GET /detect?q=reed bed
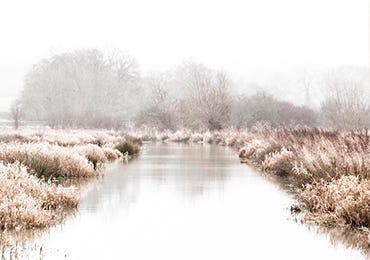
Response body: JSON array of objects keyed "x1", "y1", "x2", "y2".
[
  {"x1": 0, "y1": 143, "x2": 96, "y2": 179},
  {"x1": 132, "y1": 127, "x2": 370, "y2": 248},
  {"x1": 0, "y1": 162, "x2": 78, "y2": 230},
  {"x1": 298, "y1": 176, "x2": 370, "y2": 227},
  {"x1": 0, "y1": 128, "x2": 141, "y2": 231},
  {"x1": 0, "y1": 129, "x2": 144, "y2": 179},
  {"x1": 2, "y1": 126, "x2": 368, "y2": 249},
  {"x1": 0, "y1": 128, "x2": 121, "y2": 146}
]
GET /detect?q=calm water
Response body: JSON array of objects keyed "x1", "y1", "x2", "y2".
[{"x1": 1, "y1": 143, "x2": 366, "y2": 259}]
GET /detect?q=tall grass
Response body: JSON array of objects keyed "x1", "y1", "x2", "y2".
[
  {"x1": 237, "y1": 128, "x2": 370, "y2": 247},
  {"x1": 0, "y1": 128, "x2": 141, "y2": 231},
  {"x1": 114, "y1": 140, "x2": 141, "y2": 156},
  {"x1": 0, "y1": 162, "x2": 78, "y2": 230},
  {"x1": 0, "y1": 130, "x2": 142, "y2": 179},
  {"x1": 0, "y1": 143, "x2": 96, "y2": 179},
  {"x1": 132, "y1": 126, "x2": 370, "y2": 247},
  {"x1": 297, "y1": 175, "x2": 370, "y2": 227},
  {"x1": 2, "y1": 126, "x2": 368, "y2": 249}
]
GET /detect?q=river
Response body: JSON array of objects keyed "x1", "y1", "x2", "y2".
[{"x1": 1, "y1": 143, "x2": 366, "y2": 259}]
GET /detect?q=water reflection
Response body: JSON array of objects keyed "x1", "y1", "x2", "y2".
[
  {"x1": 1, "y1": 229, "x2": 45, "y2": 260},
  {"x1": 82, "y1": 144, "x2": 232, "y2": 213},
  {"x1": 0, "y1": 177, "x2": 97, "y2": 259},
  {"x1": 0, "y1": 143, "x2": 367, "y2": 259},
  {"x1": 310, "y1": 224, "x2": 370, "y2": 257}
]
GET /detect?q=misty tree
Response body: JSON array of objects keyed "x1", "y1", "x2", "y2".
[
  {"x1": 301, "y1": 70, "x2": 313, "y2": 106},
  {"x1": 233, "y1": 92, "x2": 317, "y2": 128},
  {"x1": 321, "y1": 68, "x2": 370, "y2": 129},
  {"x1": 136, "y1": 72, "x2": 177, "y2": 130},
  {"x1": 175, "y1": 62, "x2": 232, "y2": 130},
  {"x1": 21, "y1": 49, "x2": 140, "y2": 128},
  {"x1": 10, "y1": 99, "x2": 22, "y2": 129}
]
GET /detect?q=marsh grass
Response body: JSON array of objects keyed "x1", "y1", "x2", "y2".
[
  {"x1": 297, "y1": 176, "x2": 370, "y2": 227},
  {"x1": 0, "y1": 143, "x2": 95, "y2": 179},
  {"x1": 72, "y1": 144, "x2": 107, "y2": 170},
  {"x1": 237, "y1": 128, "x2": 370, "y2": 249},
  {"x1": 132, "y1": 127, "x2": 370, "y2": 247},
  {"x1": 262, "y1": 148, "x2": 295, "y2": 177},
  {"x1": 26, "y1": 156, "x2": 62, "y2": 179},
  {"x1": 0, "y1": 128, "x2": 139, "y2": 231},
  {"x1": 2, "y1": 126, "x2": 368, "y2": 249},
  {"x1": 115, "y1": 141, "x2": 139, "y2": 156},
  {"x1": 0, "y1": 162, "x2": 78, "y2": 230},
  {"x1": 102, "y1": 147, "x2": 123, "y2": 161},
  {"x1": 114, "y1": 138, "x2": 141, "y2": 156}
]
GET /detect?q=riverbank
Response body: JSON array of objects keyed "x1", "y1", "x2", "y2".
[
  {"x1": 3, "y1": 143, "x2": 364, "y2": 260},
  {"x1": 0, "y1": 129, "x2": 142, "y2": 230},
  {"x1": 236, "y1": 128, "x2": 370, "y2": 251},
  {"x1": 1, "y1": 127, "x2": 369, "y2": 252},
  {"x1": 129, "y1": 127, "x2": 370, "y2": 251}
]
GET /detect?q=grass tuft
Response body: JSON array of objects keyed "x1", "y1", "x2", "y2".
[{"x1": 0, "y1": 162, "x2": 79, "y2": 230}]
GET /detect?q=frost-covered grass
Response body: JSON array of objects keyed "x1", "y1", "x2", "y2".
[
  {"x1": 132, "y1": 127, "x2": 370, "y2": 249},
  {"x1": 114, "y1": 139, "x2": 142, "y2": 156},
  {"x1": 0, "y1": 128, "x2": 122, "y2": 146},
  {"x1": 297, "y1": 176, "x2": 370, "y2": 227},
  {"x1": 0, "y1": 128, "x2": 141, "y2": 230},
  {"x1": 2, "y1": 126, "x2": 369, "y2": 250},
  {"x1": 0, "y1": 129, "x2": 144, "y2": 179},
  {"x1": 0, "y1": 162, "x2": 78, "y2": 230},
  {"x1": 0, "y1": 143, "x2": 96, "y2": 179}
]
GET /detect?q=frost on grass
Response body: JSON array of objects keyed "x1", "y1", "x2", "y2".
[
  {"x1": 297, "y1": 176, "x2": 370, "y2": 228},
  {"x1": 0, "y1": 143, "x2": 96, "y2": 179},
  {"x1": 0, "y1": 162, "x2": 79, "y2": 230},
  {"x1": 0, "y1": 128, "x2": 139, "y2": 231},
  {"x1": 134, "y1": 127, "x2": 370, "y2": 241}
]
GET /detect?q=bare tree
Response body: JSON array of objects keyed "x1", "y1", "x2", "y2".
[
  {"x1": 301, "y1": 70, "x2": 313, "y2": 106},
  {"x1": 233, "y1": 92, "x2": 317, "y2": 128},
  {"x1": 10, "y1": 99, "x2": 22, "y2": 129},
  {"x1": 21, "y1": 49, "x2": 139, "y2": 128},
  {"x1": 321, "y1": 68, "x2": 370, "y2": 129},
  {"x1": 176, "y1": 62, "x2": 232, "y2": 130},
  {"x1": 136, "y1": 72, "x2": 177, "y2": 130}
]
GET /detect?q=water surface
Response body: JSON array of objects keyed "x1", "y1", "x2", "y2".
[{"x1": 1, "y1": 143, "x2": 366, "y2": 259}]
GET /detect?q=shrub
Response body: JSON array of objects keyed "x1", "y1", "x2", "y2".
[
  {"x1": 238, "y1": 139, "x2": 281, "y2": 164},
  {"x1": 262, "y1": 148, "x2": 296, "y2": 177},
  {"x1": 233, "y1": 92, "x2": 318, "y2": 128},
  {"x1": 25, "y1": 156, "x2": 63, "y2": 180},
  {"x1": 114, "y1": 141, "x2": 140, "y2": 156},
  {"x1": 102, "y1": 147, "x2": 123, "y2": 161},
  {"x1": 72, "y1": 144, "x2": 107, "y2": 170}
]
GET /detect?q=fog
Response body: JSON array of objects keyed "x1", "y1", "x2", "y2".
[
  {"x1": 0, "y1": 0, "x2": 369, "y2": 129},
  {"x1": 1, "y1": 2, "x2": 370, "y2": 257}
]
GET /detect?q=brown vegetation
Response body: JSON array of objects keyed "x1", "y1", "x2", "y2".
[
  {"x1": 131, "y1": 127, "x2": 370, "y2": 250},
  {"x1": 0, "y1": 162, "x2": 78, "y2": 230},
  {"x1": 2, "y1": 126, "x2": 368, "y2": 250},
  {"x1": 298, "y1": 176, "x2": 370, "y2": 228},
  {"x1": 0, "y1": 129, "x2": 141, "y2": 231}
]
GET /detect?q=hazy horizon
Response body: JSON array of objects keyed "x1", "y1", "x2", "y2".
[{"x1": 0, "y1": 0, "x2": 369, "y2": 112}]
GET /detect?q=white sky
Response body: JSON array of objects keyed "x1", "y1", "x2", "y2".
[{"x1": 0, "y1": 0, "x2": 368, "y2": 111}]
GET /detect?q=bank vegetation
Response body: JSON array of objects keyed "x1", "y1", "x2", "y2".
[{"x1": 0, "y1": 129, "x2": 141, "y2": 230}]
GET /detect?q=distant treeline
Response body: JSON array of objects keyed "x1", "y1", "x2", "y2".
[{"x1": 14, "y1": 49, "x2": 370, "y2": 130}]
